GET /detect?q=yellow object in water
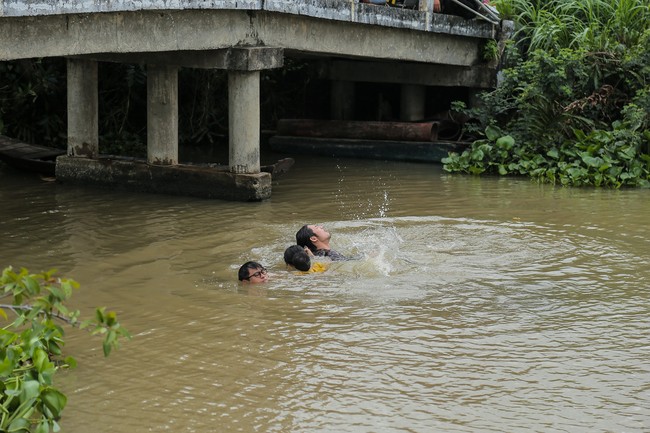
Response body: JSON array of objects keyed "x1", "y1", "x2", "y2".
[{"x1": 295, "y1": 262, "x2": 329, "y2": 274}]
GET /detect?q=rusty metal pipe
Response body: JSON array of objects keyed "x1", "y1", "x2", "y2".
[{"x1": 276, "y1": 119, "x2": 449, "y2": 142}]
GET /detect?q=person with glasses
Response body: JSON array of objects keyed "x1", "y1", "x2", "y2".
[
  {"x1": 238, "y1": 261, "x2": 269, "y2": 283},
  {"x1": 296, "y1": 224, "x2": 348, "y2": 261}
]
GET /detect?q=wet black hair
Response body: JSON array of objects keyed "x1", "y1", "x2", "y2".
[
  {"x1": 283, "y1": 245, "x2": 311, "y2": 272},
  {"x1": 295, "y1": 225, "x2": 316, "y2": 252},
  {"x1": 238, "y1": 261, "x2": 264, "y2": 281}
]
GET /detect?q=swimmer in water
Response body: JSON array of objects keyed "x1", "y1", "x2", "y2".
[
  {"x1": 295, "y1": 224, "x2": 348, "y2": 261},
  {"x1": 238, "y1": 261, "x2": 269, "y2": 283},
  {"x1": 284, "y1": 245, "x2": 328, "y2": 274}
]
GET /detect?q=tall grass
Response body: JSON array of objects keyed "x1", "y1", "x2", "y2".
[
  {"x1": 443, "y1": 0, "x2": 650, "y2": 187},
  {"x1": 495, "y1": 0, "x2": 650, "y2": 52}
]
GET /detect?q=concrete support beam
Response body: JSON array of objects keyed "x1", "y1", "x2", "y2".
[
  {"x1": 400, "y1": 84, "x2": 426, "y2": 121},
  {"x1": 330, "y1": 80, "x2": 355, "y2": 120},
  {"x1": 225, "y1": 47, "x2": 284, "y2": 71},
  {"x1": 75, "y1": 47, "x2": 284, "y2": 70},
  {"x1": 67, "y1": 58, "x2": 98, "y2": 157},
  {"x1": 147, "y1": 64, "x2": 178, "y2": 165},
  {"x1": 55, "y1": 156, "x2": 272, "y2": 201},
  {"x1": 229, "y1": 70, "x2": 261, "y2": 174},
  {"x1": 320, "y1": 60, "x2": 497, "y2": 89}
]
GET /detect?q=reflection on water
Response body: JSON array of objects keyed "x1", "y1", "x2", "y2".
[{"x1": 1, "y1": 154, "x2": 649, "y2": 433}]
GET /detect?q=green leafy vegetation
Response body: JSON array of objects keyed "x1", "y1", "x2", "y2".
[
  {"x1": 481, "y1": 39, "x2": 500, "y2": 62},
  {"x1": 0, "y1": 266, "x2": 130, "y2": 433},
  {"x1": 443, "y1": 0, "x2": 650, "y2": 187},
  {"x1": 0, "y1": 59, "x2": 66, "y2": 148}
]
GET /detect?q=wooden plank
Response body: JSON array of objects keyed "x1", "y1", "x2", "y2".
[
  {"x1": 0, "y1": 135, "x2": 65, "y2": 176},
  {"x1": 0, "y1": 135, "x2": 65, "y2": 160}
]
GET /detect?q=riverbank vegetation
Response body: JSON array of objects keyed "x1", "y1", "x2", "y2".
[
  {"x1": 0, "y1": 267, "x2": 129, "y2": 433},
  {"x1": 443, "y1": 0, "x2": 650, "y2": 187}
]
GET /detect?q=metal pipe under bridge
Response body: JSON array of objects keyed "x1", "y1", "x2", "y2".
[{"x1": 0, "y1": 0, "x2": 513, "y2": 201}]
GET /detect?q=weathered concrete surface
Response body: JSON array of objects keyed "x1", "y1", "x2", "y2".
[
  {"x1": 229, "y1": 70, "x2": 261, "y2": 174},
  {"x1": 1, "y1": 0, "x2": 496, "y2": 37},
  {"x1": 319, "y1": 59, "x2": 497, "y2": 88},
  {"x1": 1, "y1": 7, "x2": 501, "y2": 65},
  {"x1": 400, "y1": 84, "x2": 426, "y2": 121},
  {"x1": 74, "y1": 47, "x2": 285, "y2": 71},
  {"x1": 55, "y1": 156, "x2": 272, "y2": 201},
  {"x1": 67, "y1": 57, "x2": 98, "y2": 157},
  {"x1": 147, "y1": 64, "x2": 178, "y2": 165}
]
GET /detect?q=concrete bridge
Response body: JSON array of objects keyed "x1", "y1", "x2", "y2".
[{"x1": 1, "y1": 0, "x2": 512, "y2": 200}]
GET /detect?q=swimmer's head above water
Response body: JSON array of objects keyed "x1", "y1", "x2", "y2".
[
  {"x1": 238, "y1": 261, "x2": 269, "y2": 283},
  {"x1": 284, "y1": 245, "x2": 311, "y2": 271}
]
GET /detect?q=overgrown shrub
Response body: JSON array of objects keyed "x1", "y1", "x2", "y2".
[
  {"x1": 0, "y1": 267, "x2": 129, "y2": 433},
  {"x1": 443, "y1": 0, "x2": 650, "y2": 187}
]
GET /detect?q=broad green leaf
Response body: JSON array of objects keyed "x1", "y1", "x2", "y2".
[
  {"x1": 33, "y1": 348, "x2": 48, "y2": 372},
  {"x1": 34, "y1": 419, "x2": 49, "y2": 433},
  {"x1": 495, "y1": 135, "x2": 515, "y2": 150},
  {"x1": 23, "y1": 277, "x2": 41, "y2": 295},
  {"x1": 470, "y1": 149, "x2": 485, "y2": 161},
  {"x1": 20, "y1": 380, "x2": 40, "y2": 402},
  {"x1": 0, "y1": 357, "x2": 15, "y2": 377},
  {"x1": 485, "y1": 125, "x2": 503, "y2": 141},
  {"x1": 581, "y1": 155, "x2": 603, "y2": 168},
  {"x1": 47, "y1": 341, "x2": 62, "y2": 357},
  {"x1": 60, "y1": 280, "x2": 74, "y2": 298},
  {"x1": 63, "y1": 356, "x2": 77, "y2": 369},
  {"x1": 7, "y1": 417, "x2": 29, "y2": 432},
  {"x1": 41, "y1": 389, "x2": 67, "y2": 419},
  {"x1": 46, "y1": 285, "x2": 66, "y2": 301}
]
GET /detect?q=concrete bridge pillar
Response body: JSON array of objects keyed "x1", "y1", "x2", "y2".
[
  {"x1": 226, "y1": 47, "x2": 284, "y2": 174},
  {"x1": 229, "y1": 70, "x2": 260, "y2": 173},
  {"x1": 67, "y1": 58, "x2": 98, "y2": 157},
  {"x1": 147, "y1": 64, "x2": 178, "y2": 165},
  {"x1": 400, "y1": 83, "x2": 426, "y2": 121},
  {"x1": 331, "y1": 80, "x2": 355, "y2": 120}
]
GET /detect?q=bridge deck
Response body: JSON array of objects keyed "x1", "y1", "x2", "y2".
[
  {"x1": 1, "y1": 0, "x2": 508, "y2": 65},
  {"x1": 1, "y1": 0, "x2": 495, "y2": 35}
]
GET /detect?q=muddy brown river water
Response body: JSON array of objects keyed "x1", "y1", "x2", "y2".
[{"x1": 1, "y1": 152, "x2": 649, "y2": 432}]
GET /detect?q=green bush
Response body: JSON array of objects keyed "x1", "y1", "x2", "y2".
[
  {"x1": 444, "y1": 0, "x2": 650, "y2": 187},
  {"x1": 0, "y1": 267, "x2": 130, "y2": 433}
]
